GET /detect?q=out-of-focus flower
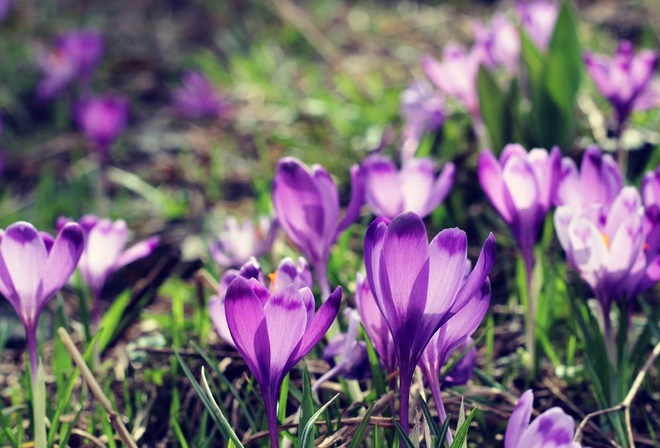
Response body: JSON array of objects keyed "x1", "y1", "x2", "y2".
[
  {"x1": 172, "y1": 71, "x2": 231, "y2": 120},
  {"x1": 442, "y1": 341, "x2": 477, "y2": 388},
  {"x1": 478, "y1": 144, "x2": 560, "y2": 280},
  {"x1": 225, "y1": 271, "x2": 341, "y2": 448},
  {"x1": 584, "y1": 41, "x2": 660, "y2": 130},
  {"x1": 516, "y1": 1, "x2": 559, "y2": 51},
  {"x1": 362, "y1": 154, "x2": 455, "y2": 220},
  {"x1": 0, "y1": 0, "x2": 13, "y2": 23},
  {"x1": 422, "y1": 43, "x2": 485, "y2": 118},
  {"x1": 400, "y1": 80, "x2": 444, "y2": 160},
  {"x1": 315, "y1": 308, "x2": 370, "y2": 391},
  {"x1": 36, "y1": 30, "x2": 103, "y2": 100},
  {"x1": 554, "y1": 146, "x2": 623, "y2": 212},
  {"x1": 0, "y1": 221, "x2": 84, "y2": 379},
  {"x1": 58, "y1": 215, "x2": 160, "y2": 324},
  {"x1": 209, "y1": 257, "x2": 311, "y2": 348},
  {"x1": 472, "y1": 14, "x2": 520, "y2": 74},
  {"x1": 364, "y1": 212, "x2": 495, "y2": 433},
  {"x1": 209, "y1": 215, "x2": 278, "y2": 268},
  {"x1": 75, "y1": 95, "x2": 130, "y2": 159},
  {"x1": 505, "y1": 390, "x2": 583, "y2": 448},
  {"x1": 354, "y1": 272, "x2": 396, "y2": 374},
  {"x1": 272, "y1": 157, "x2": 364, "y2": 297}
]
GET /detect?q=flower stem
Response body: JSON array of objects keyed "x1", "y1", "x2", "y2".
[
  {"x1": 26, "y1": 326, "x2": 38, "y2": 384},
  {"x1": 263, "y1": 388, "x2": 281, "y2": 448},
  {"x1": 429, "y1": 376, "x2": 453, "y2": 445},
  {"x1": 398, "y1": 365, "x2": 412, "y2": 436}
]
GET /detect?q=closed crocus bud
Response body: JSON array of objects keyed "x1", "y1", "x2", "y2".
[
  {"x1": 75, "y1": 94, "x2": 130, "y2": 159},
  {"x1": 364, "y1": 212, "x2": 495, "y2": 433},
  {"x1": 472, "y1": 14, "x2": 520, "y2": 74},
  {"x1": 505, "y1": 390, "x2": 583, "y2": 448},
  {"x1": 209, "y1": 215, "x2": 278, "y2": 268},
  {"x1": 478, "y1": 144, "x2": 561, "y2": 281},
  {"x1": 363, "y1": 154, "x2": 455, "y2": 220},
  {"x1": 225, "y1": 272, "x2": 341, "y2": 448},
  {"x1": 172, "y1": 71, "x2": 231, "y2": 119},
  {"x1": 36, "y1": 30, "x2": 104, "y2": 100},
  {"x1": 400, "y1": 80, "x2": 445, "y2": 160},
  {"x1": 0, "y1": 221, "x2": 84, "y2": 380},
  {"x1": 272, "y1": 157, "x2": 364, "y2": 297},
  {"x1": 584, "y1": 41, "x2": 659, "y2": 130},
  {"x1": 422, "y1": 43, "x2": 485, "y2": 118},
  {"x1": 554, "y1": 146, "x2": 623, "y2": 211},
  {"x1": 516, "y1": 1, "x2": 559, "y2": 52}
]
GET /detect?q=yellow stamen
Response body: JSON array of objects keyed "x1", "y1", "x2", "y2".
[
  {"x1": 600, "y1": 232, "x2": 610, "y2": 249},
  {"x1": 268, "y1": 271, "x2": 278, "y2": 293}
]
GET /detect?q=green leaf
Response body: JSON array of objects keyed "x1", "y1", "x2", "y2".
[
  {"x1": 348, "y1": 403, "x2": 376, "y2": 448},
  {"x1": 419, "y1": 396, "x2": 440, "y2": 439},
  {"x1": 363, "y1": 327, "x2": 387, "y2": 398},
  {"x1": 477, "y1": 65, "x2": 508, "y2": 152},
  {"x1": 32, "y1": 359, "x2": 47, "y2": 448},
  {"x1": 450, "y1": 405, "x2": 477, "y2": 448},
  {"x1": 391, "y1": 418, "x2": 417, "y2": 448},
  {"x1": 278, "y1": 373, "x2": 290, "y2": 424},
  {"x1": 299, "y1": 363, "x2": 316, "y2": 448},
  {"x1": 299, "y1": 394, "x2": 340, "y2": 448},
  {"x1": 98, "y1": 289, "x2": 132, "y2": 352}
]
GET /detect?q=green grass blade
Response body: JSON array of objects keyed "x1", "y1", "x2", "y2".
[
  {"x1": 348, "y1": 403, "x2": 375, "y2": 448},
  {"x1": 200, "y1": 366, "x2": 245, "y2": 448},
  {"x1": 391, "y1": 418, "x2": 416, "y2": 448},
  {"x1": 299, "y1": 362, "x2": 315, "y2": 448},
  {"x1": 299, "y1": 394, "x2": 340, "y2": 448},
  {"x1": 450, "y1": 406, "x2": 477, "y2": 448}
]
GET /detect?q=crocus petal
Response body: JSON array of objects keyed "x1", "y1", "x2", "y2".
[
  {"x1": 209, "y1": 295, "x2": 235, "y2": 347},
  {"x1": 83, "y1": 219, "x2": 128, "y2": 291},
  {"x1": 400, "y1": 159, "x2": 437, "y2": 216},
  {"x1": 603, "y1": 187, "x2": 641, "y2": 238},
  {"x1": 424, "y1": 162, "x2": 455, "y2": 217},
  {"x1": 363, "y1": 216, "x2": 390, "y2": 313},
  {"x1": 292, "y1": 286, "x2": 342, "y2": 364},
  {"x1": 478, "y1": 150, "x2": 513, "y2": 223},
  {"x1": 312, "y1": 165, "x2": 340, "y2": 241},
  {"x1": 555, "y1": 157, "x2": 580, "y2": 208},
  {"x1": 113, "y1": 236, "x2": 160, "y2": 270},
  {"x1": 441, "y1": 279, "x2": 491, "y2": 358},
  {"x1": 608, "y1": 213, "x2": 644, "y2": 281},
  {"x1": 41, "y1": 223, "x2": 85, "y2": 301},
  {"x1": 425, "y1": 228, "x2": 467, "y2": 320},
  {"x1": 516, "y1": 408, "x2": 576, "y2": 447},
  {"x1": 567, "y1": 218, "x2": 609, "y2": 290},
  {"x1": 336, "y1": 164, "x2": 365, "y2": 235},
  {"x1": 363, "y1": 155, "x2": 403, "y2": 218},
  {"x1": 449, "y1": 233, "x2": 496, "y2": 315},
  {"x1": 504, "y1": 389, "x2": 534, "y2": 448}
]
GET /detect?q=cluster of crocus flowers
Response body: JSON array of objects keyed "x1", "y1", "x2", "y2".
[
  {"x1": 58, "y1": 215, "x2": 160, "y2": 325},
  {"x1": 516, "y1": 0, "x2": 559, "y2": 51},
  {"x1": 362, "y1": 154, "x2": 455, "y2": 220},
  {"x1": 172, "y1": 71, "x2": 231, "y2": 120},
  {"x1": 0, "y1": 221, "x2": 84, "y2": 380},
  {"x1": 472, "y1": 13, "x2": 520, "y2": 74},
  {"x1": 223, "y1": 260, "x2": 341, "y2": 448},
  {"x1": 399, "y1": 80, "x2": 444, "y2": 160},
  {"x1": 75, "y1": 94, "x2": 130, "y2": 162},
  {"x1": 364, "y1": 211, "x2": 495, "y2": 433},
  {"x1": 209, "y1": 215, "x2": 278, "y2": 268},
  {"x1": 36, "y1": 30, "x2": 104, "y2": 100},
  {"x1": 505, "y1": 390, "x2": 583, "y2": 448},
  {"x1": 272, "y1": 157, "x2": 364, "y2": 297},
  {"x1": 584, "y1": 41, "x2": 660, "y2": 132}
]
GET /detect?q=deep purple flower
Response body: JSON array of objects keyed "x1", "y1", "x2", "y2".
[
  {"x1": 516, "y1": 1, "x2": 559, "y2": 52},
  {"x1": 400, "y1": 80, "x2": 445, "y2": 160},
  {"x1": 422, "y1": 43, "x2": 486, "y2": 118},
  {"x1": 362, "y1": 154, "x2": 455, "y2": 220},
  {"x1": 209, "y1": 257, "x2": 311, "y2": 348},
  {"x1": 172, "y1": 71, "x2": 231, "y2": 120},
  {"x1": 585, "y1": 41, "x2": 659, "y2": 130},
  {"x1": 0, "y1": 222, "x2": 84, "y2": 379},
  {"x1": 36, "y1": 30, "x2": 103, "y2": 100},
  {"x1": 272, "y1": 157, "x2": 364, "y2": 297},
  {"x1": 478, "y1": 144, "x2": 561, "y2": 280},
  {"x1": 209, "y1": 215, "x2": 278, "y2": 268},
  {"x1": 225, "y1": 273, "x2": 341, "y2": 447},
  {"x1": 505, "y1": 390, "x2": 583, "y2": 448},
  {"x1": 418, "y1": 277, "x2": 490, "y2": 443},
  {"x1": 75, "y1": 94, "x2": 130, "y2": 159},
  {"x1": 472, "y1": 14, "x2": 520, "y2": 74},
  {"x1": 364, "y1": 212, "x2": 495, "y2": 433},
  {"x1": 354, "y1": 272, "x2": 396, "y2": 375},
  {"x1": 554, "y1": 146, "x2": 623, "y2": 212}
]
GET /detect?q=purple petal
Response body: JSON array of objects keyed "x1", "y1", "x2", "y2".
[
  {"x1": 113, "y1": 236, "x2": 160, "y2": 270},
  {"x1": 441, "y1": 279, "x2": 491, "y2": 357},
  {"x1": 555, "y1": 157, "x2": 580, "y2": 208},
  {"x1": 424, "y1": 161, "x2": 455, "y2": 217},
  {"x1": 478, "y1": 150, "x2": 513, "y2": 223},
  {"x1": 363, "y1": 216, "x2": 390, "y2": 314},
  {"x1": 81, "y1": 219, "x2": 127, "y2": 293},
  {"x1": 291, "y1": 286, "x2": 341, "y2": 364},
  {"x1": 336, "y1": 163, "x2": 365, "y2": 235},
  {"x1": 516, "y1": 408, "x2": 576, "y2": 447},
  {"x1": 209, "y1": 295, "x2": 235, "y2": 347},
  {"x1": 41, "y1": 223, "x2": 84, "y2": 301},
  {"x1": 504, "y1": 389, "x2": 533, "y2": 448},
  {"x1": 425, "y1": 228, "x2": 468, "y2": 320},
  {"x1": 363, "y1": 155, "x2": 403, "y2": 219},
  {"x1": 449, "y1": 233, "x2": 496, "y2": 316}
]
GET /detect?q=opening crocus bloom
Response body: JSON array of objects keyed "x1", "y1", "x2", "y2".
[
  {"x1": 516, "y1": 0, "x2": 559, "y2": 52},
  {"x1": 272, "y1": 156, "x2": 364, "y2": 297},
  {"x1": 209, "y1": 215, "x2": 278, "y2": 268},
  {"x1": 478, "y1": 144, "x2": 560, "y2": 279},
  {"x1": 172, "y1": 71, "x2": 231, "y2": 119},
  {"x1": 400, "y1": 80, "x2": 445, "y2": 160},
  {"x1": 225, "y1": 273, "x2": 341, "y2": 448},
  {"x1": 363, "y1": 154, "x2": 455, "y2": 220},
  {"x1": 421, "y1": 42, "x2": 485, "y2": 118},
  {"x1": 472, "y1": 14, "x2": 520, "y2": 74},
  {"x1": 584, "y1": 41, "x2": 659, "y2": 129},
  {"x1": 0, "y1": 221, "x2": 84, "y2": 380},
  {"x1": 505, "y1": 390, "x2": 583, "y2": 448},
  {"x1": 75, "y1": 94, "x2": 130, "y2": 157},
  {"x1": 364, "y1": 211, "x2": 495, "y2": 433}
]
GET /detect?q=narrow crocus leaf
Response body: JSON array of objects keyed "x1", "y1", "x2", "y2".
[
  {"x1": 477, "y1": 65, "x2": 507, "y2": 151},
  {"x1": 450, "y1": 405, "x2": 477, "y2": 448},
  {"x1": 299, "y1": 394, "x2": 340, "y2": 448},
  {"x1": 299, "y1": 363, "x2": 315, "y2": 448}
]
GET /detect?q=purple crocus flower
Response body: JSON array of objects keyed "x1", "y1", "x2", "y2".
[
  {"x1": 172, "y1": 71, "x2": 231, "y2": 120},
  {"x1": 516, "y1": 1, "x2": 559, "y2": 52},
  {"x1": 0, "y1": 222, "x2": 84, "y2": 380},
  {"x1": 418, "y1": 277, "x2": 490, "y2": 444},
  {"x1": 59, "y1": 215, "x2": 160, "y2": 324},
  {"x1": 272, "y1": 157, "x2": 364, "y2": 297},
  {"x1": 362, "y1": 154, "x2": 455, "y2": 220},
  {"x1": 0, "y1": 0, "x2": 13, "y2": 23},
  {"x1": 209, "y1": 215, "x2": 278, "y2": 268},
  {"x1": 505, "y1": 390, "x2": 583, "y2": 448},
  {"x1": 400, "y1": 80, "x2": 445, "y2": 160},
  {"x1": 225, "y1": 271, "x2": 341, "y2": 447},
  {"x1": 75, "y1": 94, "x2": 130, "y2": 160},
  {"x1": 364, "y1": 212, "x2": 495, "y2": 433},
  {"x1": 472, "y1": 14, "x2": 520, "y2": 74},
  {"x1": 354, "y1": 272, "x2": 397, "y2": 375},
  {"x1": 209, "y1": 257, "x2": 311, "y2": 348},
  {"x1": 554, "y1": 146, "x2": 623, "y2": 212},
  {"x1": 36, "y1": 30, "x2": 104, "y2": 100},
  {"x1": 584, "y1": 41, "x2": 659, "y2": 131},
  {"x1": 422, "y1": 43, "x2": 485, "y2": 118},
  {"x1": 478, "y1": 144, "x2": 561, "y2": 281}
]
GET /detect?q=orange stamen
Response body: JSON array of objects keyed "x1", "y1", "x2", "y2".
[{"x1": 600, "y1": 232, "x2": 610, "y2": 249}]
